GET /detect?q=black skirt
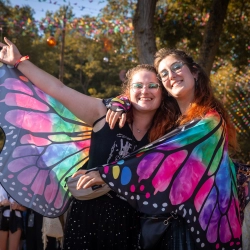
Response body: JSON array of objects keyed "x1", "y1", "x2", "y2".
[
  {"x1": 158, "y1": 216, "x2": 198, "y2": 250},
  {"x1": 63, "y1": 192, "x2": 141, "y2": 250}
]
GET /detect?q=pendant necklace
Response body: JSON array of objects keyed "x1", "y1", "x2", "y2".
[{"x1": 132, "y1": 122, "x2": 146, "y2": 133}]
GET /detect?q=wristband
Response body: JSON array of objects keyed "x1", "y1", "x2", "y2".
[
  {"x1": 14, "y1": 55, "x2": 29, "y2": 68},
  {"x1": 103, "y1": 95, "x2": 131, "y2": 113}
]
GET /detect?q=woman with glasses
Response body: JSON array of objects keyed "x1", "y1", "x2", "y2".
[
  {"x1": 0, "y1": 37, "x2": 179, "y2": 250},
  {"x1": 80, "y1": 48, "x2": 241, "y2": 250}
]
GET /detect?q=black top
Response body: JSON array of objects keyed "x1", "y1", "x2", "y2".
[{"x1": 86, "y1": 119, "x2": 149, "y2": 170}]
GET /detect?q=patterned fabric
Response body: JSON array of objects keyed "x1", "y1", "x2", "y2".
[
  {"x1": 103, "y1": 96, "x2": 131, "y2": 113},
  {"x1": 99, "y1": 111, "x2": 242, "y2": 250},
  {"x1": 0, "y1": 63, "x2": 91, "y2": 217}
]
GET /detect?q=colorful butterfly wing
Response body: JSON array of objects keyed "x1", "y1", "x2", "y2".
[
  {"x1": 100, "y1": 111, "x2": 241, "y2": 249},
  {"x1": 0, "y1": 63, "x2": 92, "y2": 217}
]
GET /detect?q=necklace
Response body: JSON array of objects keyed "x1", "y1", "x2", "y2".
[{"x1": 132, "y1": 123, "x2": 147, "y2": 133}]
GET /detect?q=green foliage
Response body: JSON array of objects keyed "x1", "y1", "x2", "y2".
[
  {"x1": 154, "y1": 0, "x2": 250, "y2": 69},
  {"x1": 211, "y1": 64, "x2": 250, "y2": 162}
]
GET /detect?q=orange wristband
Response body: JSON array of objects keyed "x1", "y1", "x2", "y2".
[{"x1": 14, "y1": 55, "x2": 29, "y2": 68}]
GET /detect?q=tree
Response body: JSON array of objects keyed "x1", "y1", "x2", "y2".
[
  {"x1": 133, "y1": 0, "x2": 158, "y2": 64},
  {"x1": 198, "y1": 0, "x2": 230, "y2": 74}
]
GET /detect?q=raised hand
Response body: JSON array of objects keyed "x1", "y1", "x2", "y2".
[{"x1": 0, "y1": 37, "x2": 22, "y2": 65}]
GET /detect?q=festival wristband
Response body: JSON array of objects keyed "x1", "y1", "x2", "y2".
[
  {"x1": 14, "y1": 55, "x2": 29, "y2": 69},
  {"x1": 103, "y1": 95, "x2": 131, "y2": 113}
]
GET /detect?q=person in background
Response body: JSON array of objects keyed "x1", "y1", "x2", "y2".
[{"x1": 0, "y1": 184, "x2": 26, "y2": 250}]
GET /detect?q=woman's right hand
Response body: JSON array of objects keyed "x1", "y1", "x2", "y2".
[
  {"x1": 106, "y1": 109, "x2": 127, "y2": 129},
  {"x1": 0, "y1": 37, "x2": 22, "y2": 66}
]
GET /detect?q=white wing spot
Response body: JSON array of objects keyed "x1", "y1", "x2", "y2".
[
  {"x1": 183, "y1": 208, "x2": 187, "y2": 217},
  {"x1": 179, "y1": 204, "x2": 184, "y2": 210}
]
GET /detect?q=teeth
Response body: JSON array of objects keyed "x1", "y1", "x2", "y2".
[
  {"x1": 172, "y1": 81, "x2": 181, "y2": 87},
  {"x1": 140, "y1": 98, "x2": 151, "y2": 100}
]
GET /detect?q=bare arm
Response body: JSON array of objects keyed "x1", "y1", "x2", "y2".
[{"x1": 0, "y1": 38, "x2": 106, "y2": 126}]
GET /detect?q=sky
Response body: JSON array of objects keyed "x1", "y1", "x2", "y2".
[{"x1": 9, "y1": 0, "x2": 107, "y2": 20}]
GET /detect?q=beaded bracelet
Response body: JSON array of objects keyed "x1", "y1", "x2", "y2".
[{"x1": 14, "y1": 55, "x2": 29, "y2": 69}]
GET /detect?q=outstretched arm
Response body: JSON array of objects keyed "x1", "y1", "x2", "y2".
[{"x1": 0, "y1": 37, "x2": 106, "y2": 126}]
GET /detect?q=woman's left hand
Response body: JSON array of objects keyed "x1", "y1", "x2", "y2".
[{"x1": 76, "y1": 171, "x2": 104, "y2": 190}]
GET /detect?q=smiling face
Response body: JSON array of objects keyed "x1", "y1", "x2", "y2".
[
  {"x1": 129, "y1": 69, "x2": 162, "y2": 113},
  {"x1": 158, "y1": 55, "x2": 197, "y2": 103}
]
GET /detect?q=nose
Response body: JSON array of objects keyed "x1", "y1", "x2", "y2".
[
  {"x1": 168, "y1": 70, "x2": 177, "y2": 79},
  {"x1": 141, "y1": 85, "x2": 149, "y2": 93}
]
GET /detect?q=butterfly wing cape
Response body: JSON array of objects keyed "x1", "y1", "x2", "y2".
[
  {"x1": 99, "y1": 111, "x2": 242, "y2": 249},
  {"x1": 0, "y1": 63, "x2": 91, "y2": 217}
]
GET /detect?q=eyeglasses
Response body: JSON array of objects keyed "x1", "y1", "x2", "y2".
[
  {"x1": 157, "y1": 61, "x2": 185, "y2": 82},
  {"x1": 130, "y1": 83, "x2": 161, "y2": 93}
]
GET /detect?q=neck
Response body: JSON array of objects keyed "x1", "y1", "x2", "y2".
[
  {"x1": 131, "y1": 109, "x2": 155, "y2": 137},
  {"x1": 177, "y1": 96, "x2": 194, "y2": 115}
]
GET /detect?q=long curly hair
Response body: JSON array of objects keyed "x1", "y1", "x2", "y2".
[
  {"x1": 121, "y1": 64, "x2": 180, "y2": 141},
  {"x1": 154, "y1": 48, "x2": 238, "y2": 152}
]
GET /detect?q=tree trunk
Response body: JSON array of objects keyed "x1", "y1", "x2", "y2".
[
  {"x1": 133, "y1": 0, "x2": 158, "y2": 64},
  {"x1": 198, "y1": 0, "x2": 230, "y2": 75}
]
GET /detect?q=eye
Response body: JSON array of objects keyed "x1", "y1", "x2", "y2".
[
  {"x1": 172, "y1": 62, "x2": 183, "y2": 71},
  {"x1": 132, "y1": 83, "x2": 143, "y2": 89},
  {"x1": 148, "y1": 83, "x2": 159, "y2": 89},
  {"x1": 161, "y1": 70, "x2": 169, "y2": 78}
]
